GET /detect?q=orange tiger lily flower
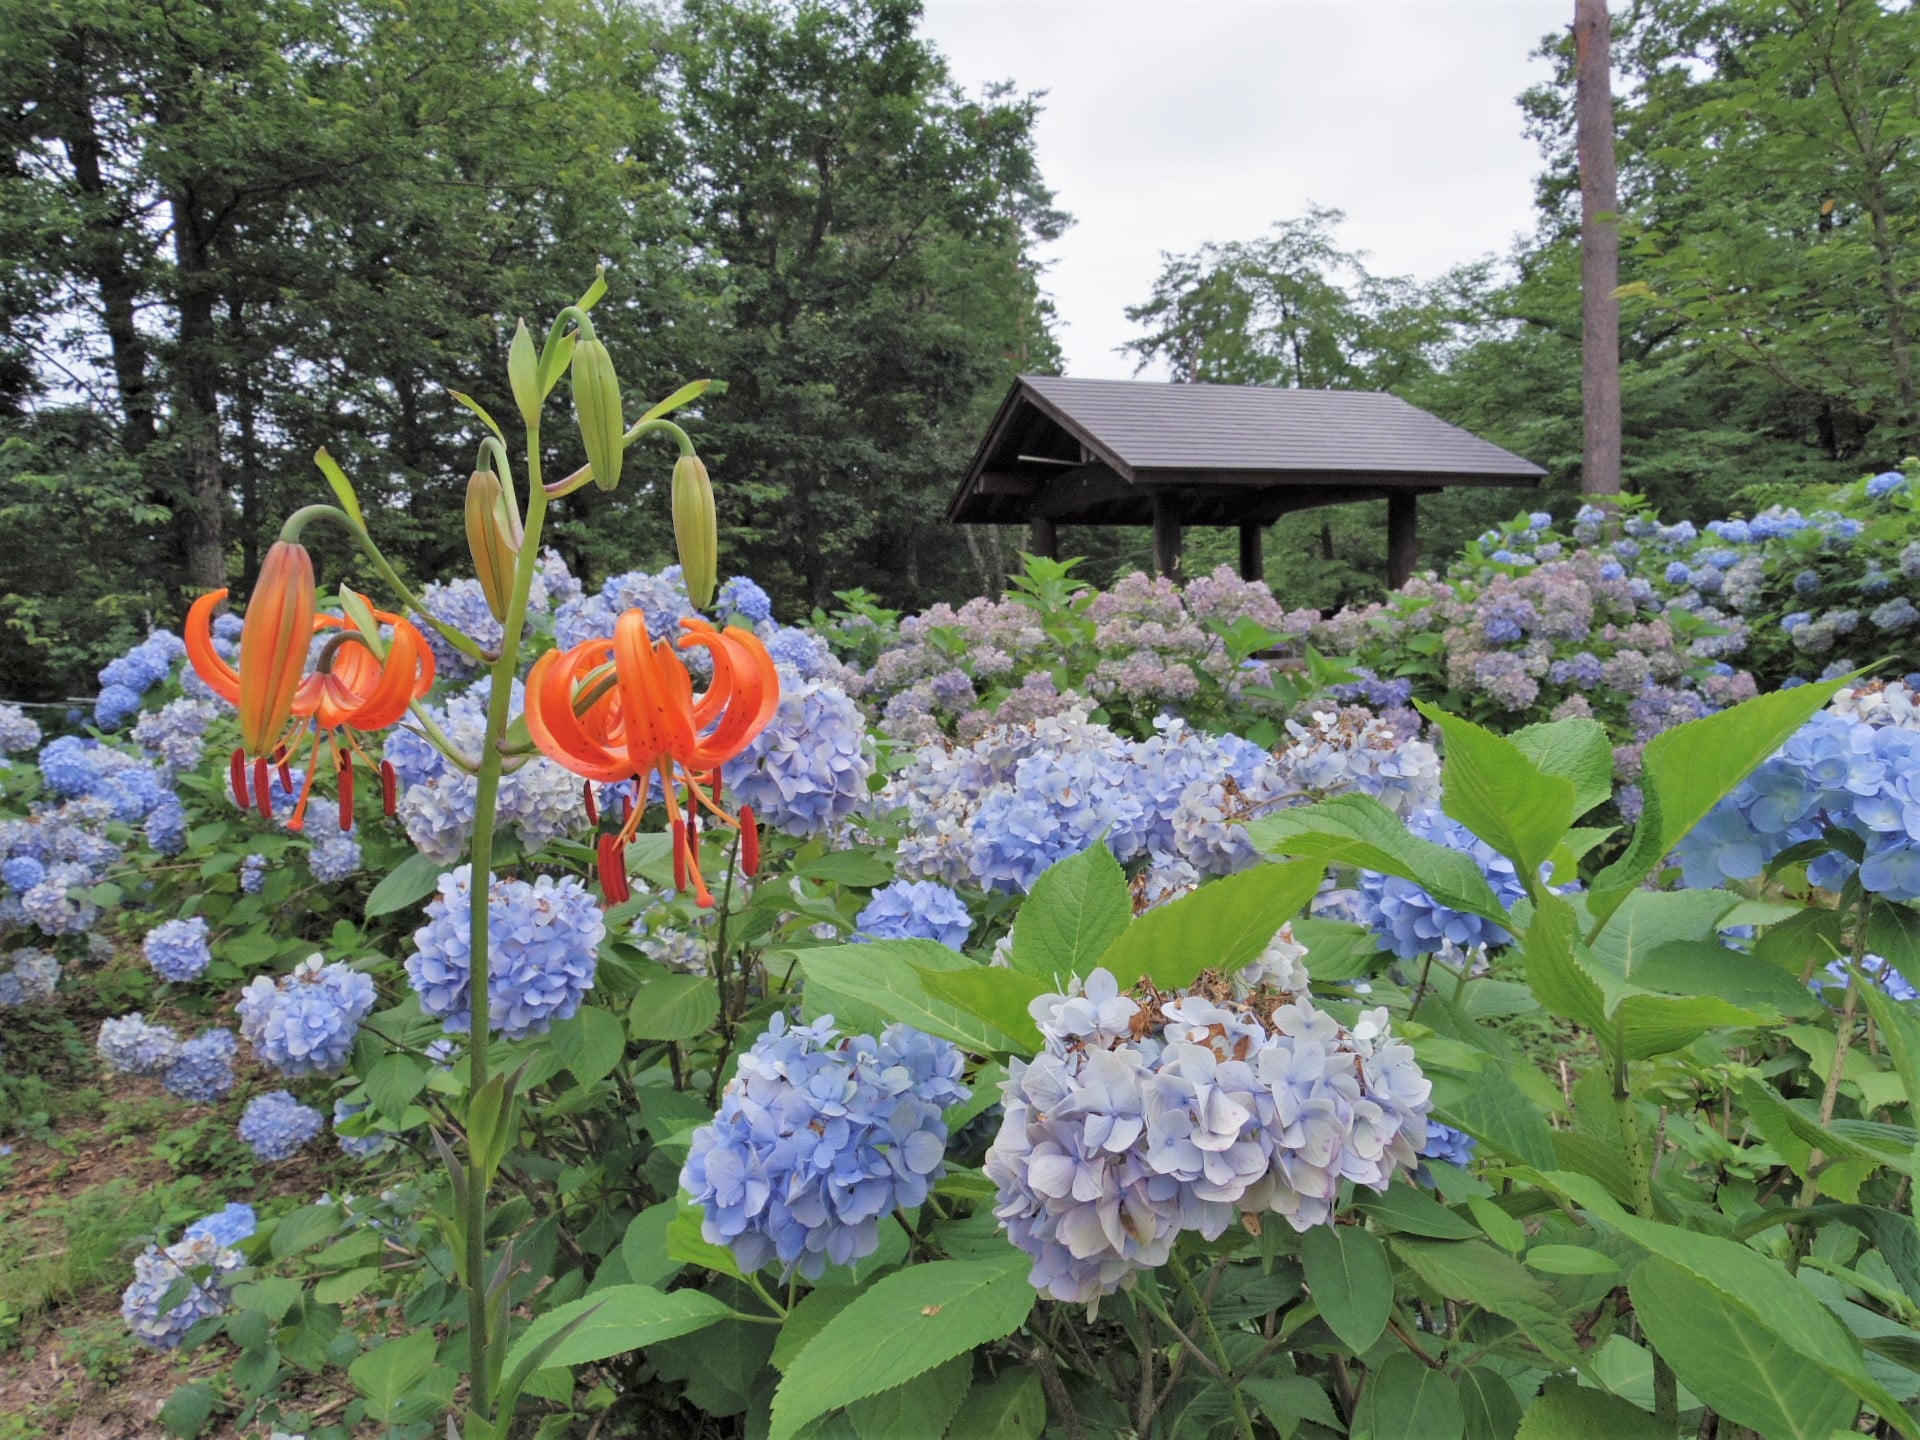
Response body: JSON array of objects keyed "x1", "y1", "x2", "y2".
[
  {"x1": 187, "y1": 567, "x2": 434, "y2": 832},
  {"x1": 526, "y1": 610, "x2": 779, "y2": 907}
]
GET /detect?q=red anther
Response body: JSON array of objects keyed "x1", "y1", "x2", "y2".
[
  {"x1": 740, "y1": 805, "x2": 760, "y2": 876},
  {"x1": 583, "y1": 780, "x2": 599, "y2": 826},
  {"x1": 708, "y1": 770, "x2": 723, "y2": 804},
  {"x1": 277, "y1": 760, "x2": 293, "y2": 793},
  {"x1": 621, "y1": 791, "x2": 633, "y2": 824},
  {"x1": 597, "y1": 833, "x2": 630, "y2": 904},
  {"x1": 338, "y1": 755, "x2": 355, "y2": 833},
  {"x1": 380, "y1": 760, "x2": 397, "y2": 816},
  {"x1": 229, "y1": 749, "x2": 249, "y2": 810},
  {"x1": 253, "y1": 758, "x2": 273, "y2": 820},
  {"x1": 686, "y1": 810, "x2": 699, "y2": 854},
  {"x1": 671, "y1": 818, "x2": 688, "y2": 892}
]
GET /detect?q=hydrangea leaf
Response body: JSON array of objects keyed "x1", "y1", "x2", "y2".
[
  {"x1": 846, "y1": 1354, "x2": 972, "y2": 1440},
  {"x1": 501, "y1": 1283, "x2": 731, "y2": 1375},
  {"x1": 620, "y1": 1202, "x2": 683, "y2": 1289},
  {"x1": 1629, "y1": 1256, "x2": 1859, "y2": 1440},
  {"x1": 1457, "y1": 1365, "x2": 1526, "y2": 1440},
  {"x1": 1618, "y1": 993, "x2": 1769, "y2": 1061},
  {"x1": 1508, "y1": 715, "x2": 1615, "y2": 820},
  {"x1": 1095, "y1": 858, "x2": 1324, "y2": 992},
  {"x1": 364, "y1": 850, "x2": 443, "y2": 919},
  {"x1": 1299, "y1": 1223, "x2": 1392, "y2": 1354},
  {"x1": 1251, "y1": 794, "x2": 1510, "y2": 924},
  {"x1": 1417, "y1": 701, "x2": 1576, "y2": 875},
  {"x1": 1356, "y1": 1351, "x2": 1465, "y2": 1440},
  {"x1": 1008, "y1": 842, "x2": 1131, "y2": 981},
  {"x1": 945, "y1": 1367, "x2": 1046, "y2": 1440},
  {"x1": 796, "y1": 941, "x2": 1030, "y2": 1055},
  {"x1": 1590, "y1": 677, "x2": 1851, "y2": 922},
  {"x1": 550, "y1": 1005, "x2": 628, "y2": 1088},
  {"x1": 768, "y1": 1255, "x2": 1034, "y2": 1440},
  {"x1": 628, "y1": 975, "x2": 718, "y2": 1043},
  {"x1": 915, "y1": 965, "x2": 1045, "y2": 1054},
  {"x1": 1512, "y1": 1377, "x2": 1671, "y2": 1440},
  {"x1": 1431, "y1": 1067, "x2": 1557, "y2": 1172},
  {"x1": 348, "y1": 1328, "x2": 439, "y2": 1422},
  {"x1": 1517, "y1": 894, "x2": 1611, "y2": 1037},
  {"x1": 1627, "y1": 940, "x2": 1817, "y2": 1017},
  {"x1": 1391, "y1": 1238, "x2": 1580, "y2": 1367}
]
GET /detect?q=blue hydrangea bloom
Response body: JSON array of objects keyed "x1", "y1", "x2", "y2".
[
  {"x1": 2, "y1": 855, "x2": 45, "y2": 892},
  {"x1": 238, "y1": 1090, "x2": 323, "y2": 1161},
  {"x1": 94, "y1": 684, "x2": 143, "y2": 730},
  {"x1": 333, "y1": 1099, "x2": 393, "y2": 1159},
  {"x1": 121, "y1": 1232, "x2": 242, "y2": 1349},
  {"x1": 854, "y1": 880, "x2": 971, "y2": 949},
  {"x1": 39, "y1": 736, "x2": 103, "y2": 795},
  {"x1": 143, "y1": 917, "x2": 212, "y2": 983},
  {"x1": 239, "y1": 853, "x2": 267, "y2": 893},
  {"x1": 716, "y1": 575, "x2": 775, "y2": 625},
  {"x1": 184, "y1": 1203, "x2": 256, "y2": 1248},
  {"x1": 144, "y1": 795, "x2": 188, "y2": 855},
  {"x1": 97, "y1": 1014, "x2": 182, "y2": 1076},
  {"x1": 407, "y1": 865, "x2": 604, "y2": 1041},
  {"x1": 1867, "y1": 470, "x2": 1909, "y2": 500},
  {"x1": 723, "y1": 672, "x2": 872, "y2": 838},
  {"x1": 681, "y1": 1014, "x2": 968, "y2": 1279},
  {"x1": 236, "y1": 954, "x2": 376, "y2": 1077},
  {"x1": 1352, "y1": 807, "x2": 1529, "y2": 959},
  {"x1": 0, "y1": 948, "x2": 60, "y2": 1006},
  {"x1": 162, "y1": 1029, "x2": 239, "y2": 1103},
  {"x1": 1415, "y1": 1122, "x2": 1477, "y2": 1185},
  {"x1": 0, "y1": 704, "x2": 42, "y2": 756}
]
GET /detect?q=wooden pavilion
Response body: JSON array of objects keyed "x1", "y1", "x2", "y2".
[{"x1": 946, "y1": 377, "x2": 1546, "y2": 587}]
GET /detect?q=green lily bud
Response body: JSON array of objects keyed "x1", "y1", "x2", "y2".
[
  {"x1": 672, "y1": 453, "x2": 717, "y2": 609},
  {"x1": 571, "y1": 336, "x2": 624, "y2": 492},
  {"x1": 465, "y1": 470, "x2": 522, "y2": 621},
  {"x1": 508, "y1": 319, "x2": 540, "y2": 430}
]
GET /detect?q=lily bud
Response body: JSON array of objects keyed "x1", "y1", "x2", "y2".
[
  {"x1": 237, "y1": 540, "x2": 317, "y2": 758},
  {"x1": 571, "y1": 336, "x2": 624, "y2": 492},
  {"x1": 507, "y1": 319, "x2": 540, "y2": 431},
  {"x1": 672, "y1": 453, "x2": 718, "y2": 609},
  {"x1": 465, "y1": 470, "x2": 522, "y2": 621}
]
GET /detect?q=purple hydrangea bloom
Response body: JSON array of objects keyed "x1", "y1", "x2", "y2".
[
  {"x1": 121, "y1": 1232, "x2": 242, "y2": 1349},
  {"x1": 162, "y1": 1029, "x2": 239, "y2": 1103},
  {"x1": 1353, "y1": 807, "x2": 1529, "y2": 958},
  {"x1": 723, "y1": 672, "x2": 872, "y2": 838}
]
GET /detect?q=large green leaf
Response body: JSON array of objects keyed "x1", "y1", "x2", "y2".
[
  {"x1": 1627, "y1": 939, "x2": 1819, "y2": 1017},
  {"x1": 1858, "y1": 974, "x2": 1920, "y2": 1110},
  {"x1": 769, "y1": 1256, "x2": 1035, "y2": 1440},
  {"x1": 503, "y1": 1284, "x2": 731, "y2": 1375},
  {"x1": 846, "y1": 1354, "x2": 972, "y2": 1440},
  {"x1": 1299, "y1": 1223, "x2": 1392, "y2": 1354},
  {"x1": 1631, "y1": 1256, "x2": 1859, "y2": 1439},
  {"x1": 945, "y1": 1367, "x2": 1046, "y2": 1440},
  {"x1": 1008, "y1": 843, "x2": 1132, "y2": 980},
  {"x1": 620, "y1": 1203, "x2": 682, "y2": 1288},
  {"x1": 1512, "y1": 1377, "x2": 1670, "y2": 1439},
  {"x1": 1616, "y1": 992, "x2": 1770, "y2": 1061},
  {"x1": 1250, "y1": 793, "x2": 1510, "y2": 923},
  {"x1": 916, "y1": 964, "x2": 1046, "y2": 1053},
  {"x1": 1417, "y1": 701, "x2": 1575, "y2": 874},
  {"x1": 1354, "y1": 1181, "x2": 1479, "y2": 1240},
  {"x1": 1543, "y1": 1170, "x2": 1918, "y2": 1437},
  {"x1": 795, "y1": 942, "x2": 1027, "y2": 1054},
  {"x1": 1095, "y1": 859, "x2": 1324, "y2": 991},
  {"x1": 1357, "y1": 1350, "x2": 1464, "y2": 1440},
  {"x1": 1590, "y1": 678, "x2": 1849, "y2": 920},
  {"x1": 1508, "y1": 716, "x2": 1615, "y2": 820},
  {"x1": 1585, "y1": 888, "x2": 1742, "y2": 985},
  {"x1": 628, "y1": 974, "x2": 718, "y2": 1043},
  {"x1": 1392, "y1": 1239, "x2": 1580, "y2": 1367},
  {"x1": 364, "y1": 850, "x2": 444, "y2": 919},
  {"x1": 1432, "y1": 1065, "x2": 1557, "y2": 1171},
  {"x1": 1517, "y1": 895, "x2": 1611, "y2": 1035},
  {"x1": 349, "y1": 1328, "x2": 439, "y2": 1422},
  {"x1": 1457, "y1": 1366, "x2": 1524, "y2": 1440},
  {"x1": 551, "y1": 1005, "x2": 627, "y2": 1088}
]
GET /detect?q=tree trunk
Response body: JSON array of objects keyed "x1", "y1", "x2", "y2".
[
  {"x1": 52, "y1": 36, "x2": 157, "y2": 456},
  {"x1": 170, "y1": 190, "x2": 227, "y2": 592},
  {"x1": 1575, "y1": 0, "x2": 1622, "y2": 497}
]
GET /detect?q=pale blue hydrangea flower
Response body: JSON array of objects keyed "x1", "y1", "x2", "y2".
[
  {"x1": 144, "y1": 795, "x2": 188, "y2": 856},
  {"x1": 121, "y1": 1232, "x2": 243, "y2": 1349},
  {"x1": 407, "y1": 865, "x2": 603, "y2": 1040},
  {"x1": 723, "y1": 670, "x2": 872, "y2": 838},
  {"x1": 1, "y1": 855, "x2": 45, "y2": 891},
  {"x1": 162, "y1": 1029, "x2": 239, "y2": 1103},
  {"x1": 716, "y1": 575, "x2": 775, "y2": 626},
  {"x1": 1352, "y1": 807, "x2": 1528, "y2": 958},
  {"x1": 854, "y1": 880, "x2": 971, "y2": 949},
  {"x1": 0, "y1": 704, "x2": 41, "y2": 756},
  {"x1": 143, "y1": 916, "x2": 212, "y2": 983},
  {"x1": 0, "y1": 948, "x2": 59, "y2": 1006},
  {"x1": 184, "y1": 1203, "x2": 256, "y2": 1248},
  {"x1": 97, "y1": 1013, "x2": 182, "y2": 1076},
  {"x1": 240, "y1": 854, "x2": 267, "y2": 893},
  {"x1": 681, "y1": 1014, "x2": 968, "y2": 1279},
  {"x1": 237, "y1": 954, "x2": 377, "y2": 1077},
  {"x1": 238, "y1": 1090, "x2": 324, "y2": 1161}
]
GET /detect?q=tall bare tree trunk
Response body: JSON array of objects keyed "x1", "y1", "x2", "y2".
[
  {"x1": 171, "y1": 190, "x2": 228, "y2": 592},
  {"x1": 1575, "y1": 0, "x2": 1622, "y2": 497}
]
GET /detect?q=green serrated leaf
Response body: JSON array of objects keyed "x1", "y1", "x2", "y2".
[
  {"x1": 502, "y1": 1284, "x2": 731, "y2": 1376},
  {"x1": 629, "y1": 974, "x2": 718, "y2": 1042},
  {"x1": 365, "y1": 850, "x2": 444, "y2": 919},
  {"x1": 1299, "y1": 1223, "x2": 1392, "y2": 1354},
  {"x1": 769, "y1": 1256, "x2": 1034, "y2": 1440},
  {"x1": 796, "y1": 941, "x2": 1026, "y2": 1054},
  {"x1": 1008, "y1": 843, "x2": 1132, "y2": 980},
  {"x1": 1252, "y1": 794, "x2": 1509, "y2": 923},
  {"x1": 1096, "y1": 858, "x2": 1324, "y2": 991},
  {"x1": 1418, "y1": 700, "x2": 1575, "y2": 874},
  {"x1": 551, "y1": 1005, "x2": 627, "y2": 1087},
  {"x1": 349, "y1": 1328, "x2": 439, "y2": 1421}
]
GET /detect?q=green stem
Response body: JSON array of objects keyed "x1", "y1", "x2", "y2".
[
  {"x1": 461, "y1": 424, "x2": 553, "y2": 1426},
  {"x1": 278, "y1": 503, "x2": 489, "y2": 664},
  {"x1": 1172, "y1": 1262, "x2": 1256, "y2": 1440},
  {"x1": 1615, "y1": 1044, "x2": 1678, "y2": 1432},
  {"x1": 543, "y1": 417, "x2": 698, "y2": 498}
]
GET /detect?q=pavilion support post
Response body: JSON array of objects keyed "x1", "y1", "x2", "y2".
[
  {"x1": 1387, "y1": 492, "x2": 1418, "y2": 589},
  {"x1": 1027, "y1": 513, "x2": 1057, "y2": 561},
  {"x1": 1152, "y1": 492, "x2": 1182, "y2": 580},
  {"x1": 1238, "y1": 522, "x2": 1264, "y2": 583}
]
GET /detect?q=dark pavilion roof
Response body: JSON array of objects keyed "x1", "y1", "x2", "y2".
[{"x1": 948, "y1": 376, "x2": 1546, "y2": 528}]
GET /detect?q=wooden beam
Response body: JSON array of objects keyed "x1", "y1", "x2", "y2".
[
  {"x1": 1028, "y1": 513, "x2": 1057, "y2": 561},
  {"x1": 1238, "y1": 522, "x2": 1264, "y2": 583},
  {"x1": 1031, "y1": 468, "x2": 1135, "y2": 519},
  {"x1": 1387, "y1": 492, "x2": 1419, "y2": 589},
  {"x1": 1152, "y1": 492, "x2": 1182, "y2": 580}
]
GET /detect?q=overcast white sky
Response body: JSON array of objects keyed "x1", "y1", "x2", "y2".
[{"x1": 918, "y1": 0, "x2": 1566, "y2": 378}]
